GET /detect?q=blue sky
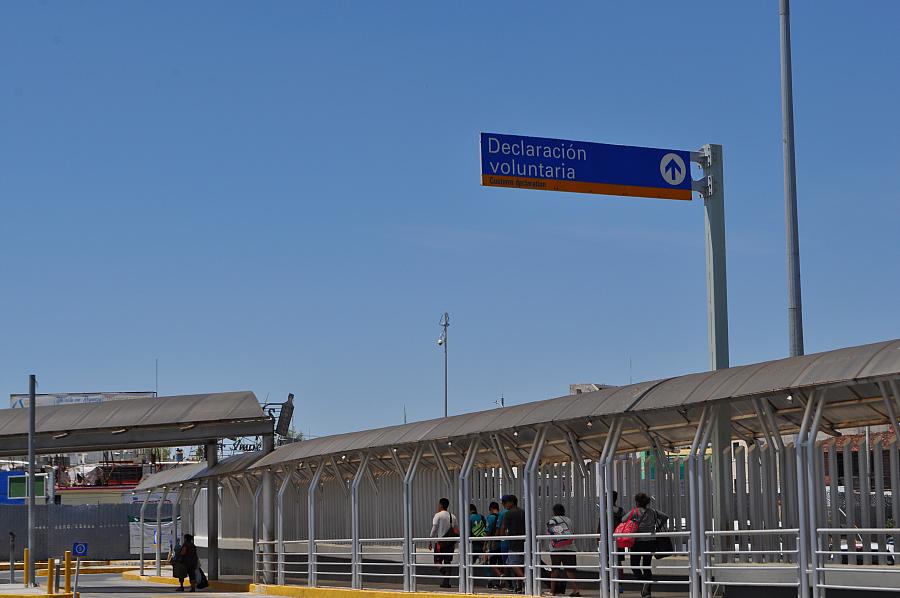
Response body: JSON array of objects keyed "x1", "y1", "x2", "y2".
[{"x1": 1, "y1": 2, "x2": 898, "y2": 438}]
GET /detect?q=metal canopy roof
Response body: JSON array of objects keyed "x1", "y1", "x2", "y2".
[
  {"x1": 0, "y1": 391, "x2": 273, "y2": 457},
  {"x1": 135, "y1": 450, "x2": 266, "y2": 491},
  {"x1": 252, "y1": 339, "x2": 900, "y2": 472}
]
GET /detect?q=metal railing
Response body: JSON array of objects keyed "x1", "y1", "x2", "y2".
[
  {"x1": 463, "y1": 535, "x2": 527, "y2": 593},
  {"x1": 704, "y1": 528, "x2": 801, "y2": 594},
  {"x1": 533, "y1": 532, "x2": 601, "y2": 594},
  {"x1": 410, "y1": 536, "x2": 460, "y2": 588},
  {"x1": 255, "y1": 540, "x2": 278, "y2": 584},
  {"x1": 312, "y1": 538, "x2": 353, "y2": 586},
  {"x1": 610, "y1": 530, "x2": 691, "y2": 597},
  {"x1": 279, "y1": 540, "x2": 309, "y2": 584},
  {"x1": 358, "y1": 537, "x2": 404, "y2": 587},
  {"x1": 814, "y1": 528, "x2": 899, "y2": 593}
]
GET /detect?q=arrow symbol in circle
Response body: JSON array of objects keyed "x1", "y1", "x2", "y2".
[
  {"x1": 664, "y1": 158, "x2": 682, "y2": 181},
  {"x1": 659, "y1": 153, "x2": 686, "y2": 185}
]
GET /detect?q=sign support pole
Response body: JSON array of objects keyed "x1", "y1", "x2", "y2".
[
  {"x1": 694, "y1": 144, "x2": 731, "y2": 534},
  {"x1": 27, "y1": 375, "x2": 36, "y2": 587}
]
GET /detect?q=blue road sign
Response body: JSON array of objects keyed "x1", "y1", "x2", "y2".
[
  {"x1": 72, "y1": 542, "x2": 88, "y2": 557},
  {"x1": 480, "y1": 132, "x2": 693, "y2": 201}
]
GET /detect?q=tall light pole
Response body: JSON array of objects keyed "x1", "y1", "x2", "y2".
[
  {"x1": 779, "y1": 0, "x2": 805, "y2": 357},
  {"x1": 27, "y1": 374, "x2": 36, "y2": 587},
  {"x1": 437, "y1": 312, "x2": 449, "y2": 418}
]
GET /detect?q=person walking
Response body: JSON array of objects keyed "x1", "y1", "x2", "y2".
[
  {"x1": 623, "y1": 493, "x2": 668, "y2": 598},
  {"x1": 545, "y1": 504, "x2": 580, "y2": 597},
  {"x1": 429, "y1": 498, "x2": 459, "y2": 589},
  {"x1": 173, "y1": 533, "x2": 198, "y2": 592},
  {"x1": 485, "y1": 501, "x2": 503, "y2": 589},
  {"x1": 498, "y1": 495, "x2": 526, "y2": 593},
  {"x1": 469, "y1": 504, "x2": 487, "y2": 585}
]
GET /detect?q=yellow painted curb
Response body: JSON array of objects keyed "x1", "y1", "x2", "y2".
[
  {"x1": 0, "y1": 593, "x2": 78, "y2": 598},
  {"x1": 121, "y1": 570, "x2": 250, "y2": 592},
  {"x1": 250, "y1": 585, "x2": 508, "y2": 598}
]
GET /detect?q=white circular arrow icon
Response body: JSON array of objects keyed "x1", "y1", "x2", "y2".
[{"x1": 660, "y1": 153, "x2": 686, "y2": 186}]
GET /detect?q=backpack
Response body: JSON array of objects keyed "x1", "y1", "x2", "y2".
[
  {"x1": 547, "y1": 516, "x2": 574, "y2": 549},
  {"x1": 615, "y1": 508, "x2": 643, "y2": 549},
  {"x1": 471, "y1": 514, "x2": 487, "y2": 538},
  {"x1": 441, "y1": 513, "x2": 460, "y2": 546}
]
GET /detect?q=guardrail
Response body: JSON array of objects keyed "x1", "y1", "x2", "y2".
[
  {"x1": 312, "y1": 538, "x2": 353, "y2": 586},
  {"x1": 462, "y1": 534, "x2": 527, "y2": 593},
  {"x1": 255, "y1": 540, "x2": 278, "y2": 584},
  {"x1": 814, "y1": 528, "x2": 899, "y2": 594},
  {"x1": 358, "y1": 537, "x2": 404, "y2": 588},
  {"x1": 704, "y1": 528, "x2": 801, "y2": 595},
  {"x1": 610, "y1": 530, "x2": 691, "y2": 597},
  {"x1": 533, "y1": 532, "x2": 601, "y2": 595}
]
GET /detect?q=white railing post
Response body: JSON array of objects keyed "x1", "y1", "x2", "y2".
[
  {"x1": 457, "y1": 436, "x2": 482, "y2": 594},
  {"x1": 523, "y1": 426, "x2": 547, "y2": 596},
  {"x1": 351, "y1": 452, "x2": 371, "y2": 590},
  {"x1": 139, "y1": 489, "x2": 152, "y2": 576},
  {"x1": 155, "y1": 486, "x2": 170, "y2": 576},
  {"x1": 307, "y1": 459, "x2": 325, "y2": 587},
  {"x1": 403, "y1": 446, "x2": 423, "y2": 592},
  {"x1": 687, "y1": 405, "x2": 711, "y2": 598},
  {"x1": 277, "y1": 464, "x2": 297, "y2": 586},
  {"x1": 599, "y1": 418, "x2": 623, "y2": 598}
]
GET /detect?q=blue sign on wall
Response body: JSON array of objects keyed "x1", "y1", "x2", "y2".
[{"x1": 480, "y1": 132, "x2": 693, "y2": 201}]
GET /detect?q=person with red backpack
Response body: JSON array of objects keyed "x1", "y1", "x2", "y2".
[
  {"x1": 618, "y1": 493, "x2": 668, "y2": 598},
  {"x1": 545, "y1": 504, "x2": 581, "y2": 597}
]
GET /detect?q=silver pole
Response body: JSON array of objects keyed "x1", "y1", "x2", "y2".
[
  {"x1": 27, "y1": 375, "x2": 36, "y2": 587},
  {"x1": 139, "y1": 490, "x2": 151, "y2": 575},
  {"x1": 155, "y1": 486, "x2": 170, "y2": 576},
  {"x1": 261, "y1": 433, "x2": 276, "y2": 584},
  {"x1": 698, "y1": 144, "x2": 732, "y2": 546},
  {"x1": 779, "y1": 0, "x2": 804, "y2": 357},
  {"x1": 206, "y1": 441, "x2": 219, "y2": 580}
]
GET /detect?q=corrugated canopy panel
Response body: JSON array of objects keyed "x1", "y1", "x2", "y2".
[
  {"x1": 0, "y1": 391, "x2": 265, "y2": 435},
  {"x1": 0, "y1": 391, "x2": 272, "y2": 457},
  {"x1": 253, "y1": 339, "x2": 900, "y2": 470},
  {"x1": 135, "y1": 451, "x2": 266, "y2": 491}
]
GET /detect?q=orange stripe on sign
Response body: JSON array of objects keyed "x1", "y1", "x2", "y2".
[{"x1": 480, "y1": 175, "x2": 693, "y2": 201}]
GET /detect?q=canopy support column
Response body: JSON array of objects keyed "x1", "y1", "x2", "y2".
[
  {"x1": 155, "y1": 486, "x2": 170, "y2": 576},
  {"x1": 458, "y1": 436, "x2": 482, "y2": 594},
  {"x1": 402, "y1": 446, "x2": 424, "y2": 592},
  {"x1": 794, "y1": 391, "x2": 825, "y2": 598},
  {"x1": 523, "y1": 426, "x2": 547, "y2": 596},
  {"x1": 599, "y1": 418, "x2": 623, "y2": 598},
  {"x1": 139, "y1": 490, "x2": 152, "y2": 575},
  {"x1": 351, "y1": 452, "x2": 371, "y2": 590},
  {"x1": 307, "y1": 459, "x2": 326, "y2": 587},
  {"x1": 690, "y1": 407, "x2": 714, "y2": 598},
  {"x1": 686, "y1": 405, "x2": 711, "y2": 598},
  {"x1": 430, "y1": 441, "x2": 454, "y2": 488},
  {"x1": 490, "y1": 434, "x2": 515, "y2": 490},
  {"x1": 172, "y1": 485, "x2": 186, "y2": 549},
  {"x1": 206, "y1": 441, "x2": 219, "y2": 580},
  {"x1": 277, "y1": 465, "x2": 298, "y2": 586},
  {"x1": 261, "y1": 434, "x2": 276, "y2": 584}
]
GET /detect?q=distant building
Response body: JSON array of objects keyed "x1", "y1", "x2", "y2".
[{"x1": 569, "y1": 383, "x2": 616, "y2": 395}]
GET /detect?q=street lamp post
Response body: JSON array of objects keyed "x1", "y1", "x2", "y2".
[
  {"x1": 779, "y1": 0, "x2": 805, "y2": 357},
  {"x1": 437, "y1": 313, "x2": 449, "y2": 418}
]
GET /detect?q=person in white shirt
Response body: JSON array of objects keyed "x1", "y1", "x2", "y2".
[{"x1": 429, "y1": 497, "x2": 459, "y2": 588}]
